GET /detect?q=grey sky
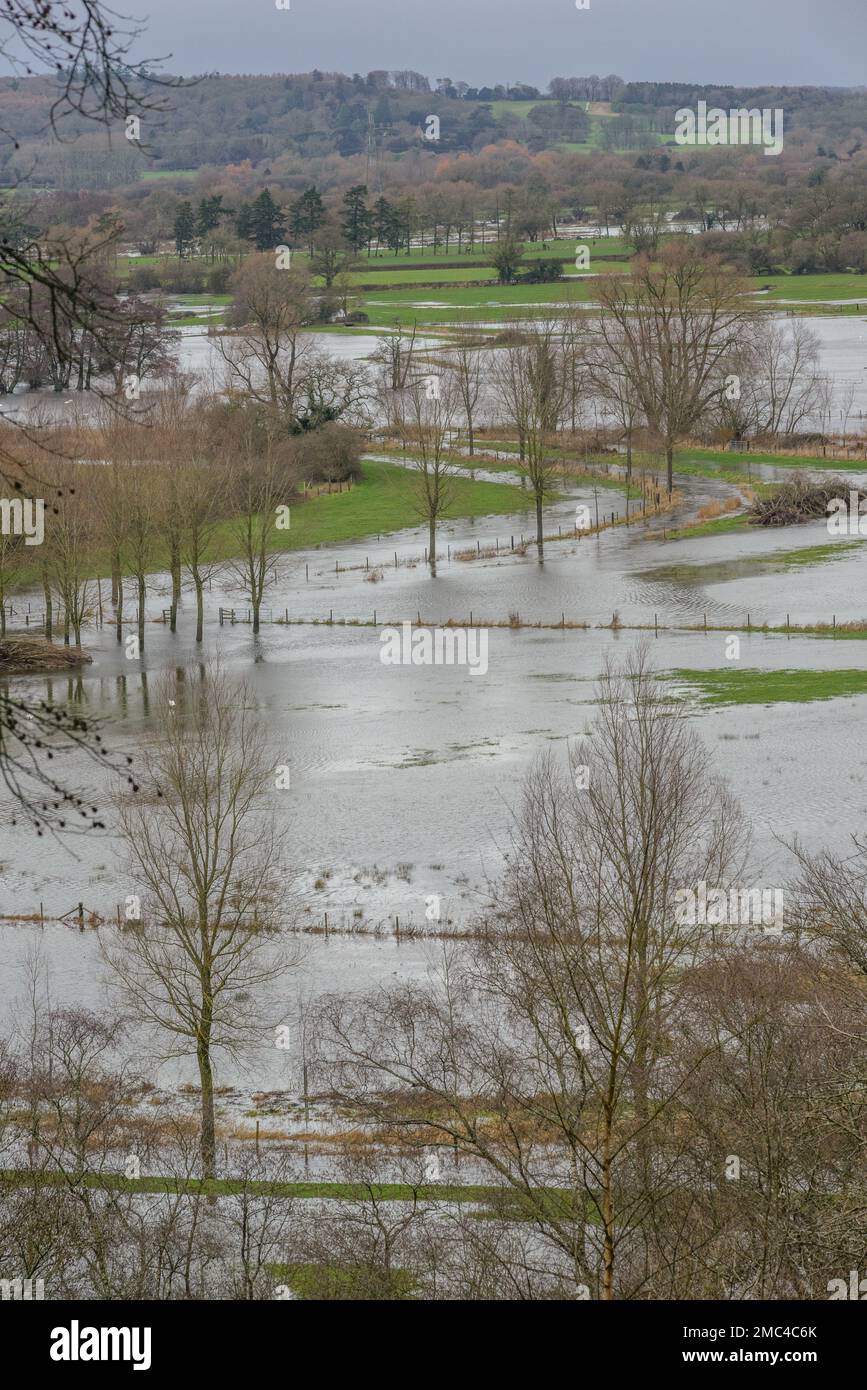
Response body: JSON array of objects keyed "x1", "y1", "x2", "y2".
[{"x1": 126, "y1": 0, "x2": 866, "y2": 88}]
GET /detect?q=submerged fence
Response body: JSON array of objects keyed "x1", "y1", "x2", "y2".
[{"x1": 0, "y1": 903, "x2": 485, "y2": 943}]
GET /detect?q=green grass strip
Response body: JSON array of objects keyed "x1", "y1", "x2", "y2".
[{"x1": 670, "y1": 666, "x2": 867, "y2": 706}]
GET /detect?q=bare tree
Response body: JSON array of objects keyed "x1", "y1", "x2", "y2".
[
  {"x1": 592, "y1": 245, "x2": 754, "y2": 492},
  {"x1": 94, "y1": 451, "x2": 131, "y2": 647},
  {"x1": 106, "y1": 666, "x2": 293, "y2": 1180},
  {"x1": 395, "y1": 372, "x2": 460, "y2": 577},
  {"x1": 120, "y1": 461, "x2": 158, "y2": 655},
  {"x1": 715, "y1": 318, "x2": 826, "y2": 440},
  {"x1": 225, "y1": 438, "x2": 295, "y2": 634},
  {"x1": 179, "y1": 459, "x2": 225, "y2": 644},
  {"x1": 217, "y1": 254, "x2": 311, "y2": 416},
  {"x1": 670, "y1": 942, "x2": 860, "y2": 1299},
  {"x1": 493, "y1": 322, "x2": 567, "y2": 559},
  {"x1": 319, "y1": 649, "x2": 750, "y2": 1298},
  {"x1": 448, "y1": 329, "x2": 484, "y2": 456},
  {"x1": 45, "y1": 462, "x2": 92, "y2": 646},
  {"x1": 621, "y1": 199, "x2": 667, "y2": 255},
  {"x1": 0, "y1": 0, "x2": 174, "y2": 831},
  {"x1": 373, "y1": 321, "x2": 418, "y2": 393}
]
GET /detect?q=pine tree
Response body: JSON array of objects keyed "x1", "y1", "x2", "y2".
[
  {"x1": 235, "y1": 202, "x2": 253, "y2": 242},
  {"x1": 249, "y1": 188, "x2": 285, "y2": 251},
  {"x1": 341, "y1": 184, "x2": 372, "y2": 252},
  {"x1": 372, "y1": 197, "x2": 400, "y2": 254},
  {"x1": 174, "y1": 202, "x2": 197, "y2": 258},
  {"x1": 289, "y1": 186, "x2": 326, "y2": 252},
  {"x1": 196, "y1": 195, "x2": 224, "y2": 237}
]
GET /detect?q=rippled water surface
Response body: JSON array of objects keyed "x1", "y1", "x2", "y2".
[{"x1": 3, "y1": 314, "x2": 867, "y2": 1093}]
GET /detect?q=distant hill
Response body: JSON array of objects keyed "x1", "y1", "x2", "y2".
[{"x1": 0, "y1": 70, "x2": 864, "y2": 184}]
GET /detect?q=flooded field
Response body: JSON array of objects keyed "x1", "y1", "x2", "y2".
[
  {"x1": 1, "y1": 312, "x2": 866, "y2": 429},
  {"x1": 4, "y1": 467, "x2": 867, "y2": 1088},
  {"x1": 3, "y1": 316, "x2": 867, "y2": 1101}
]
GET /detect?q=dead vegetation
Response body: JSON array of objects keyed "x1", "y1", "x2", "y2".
[
  {"x1": 749, "y1": 475, "x2": 866, "y2": 526},
  {"x1": 0, "y1": 637, "x2": 92, "y2": 673},
  {"x1": 696, "y1": 495, "x2": 744, "y2": 521}
]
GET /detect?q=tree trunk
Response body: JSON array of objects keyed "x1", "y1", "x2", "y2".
[
  {"x1": 115, "y1": 577, "x2": 123, "y2": 645},
  {"x1": 196, "y1": 1029, "x2": 216, "y2": 1181},
  {"x1": 170, "y1": 542, "x2": 181, "y2": 633},
  {"x1": 428, "y1": 515, "x2": 437, "y2": 577},
  {"x1": 666, "y1": 444, "x2": 673, "y2": 495},
  {"x1": 536, "y1": 491, "x2": 544, "y2": 561},
  {"x1": 194, "y1": 574, "x2": 204, "y2": 643},
  {"x1": 600, "y1": 1124, "x2": 615, "y2": 1300},
  {"x1": 138, "y1": 575, "x2": 146, "y2": 652},
  {"x1": 42, "y1": 567, "x2": 52, "y2": 642},
  {"x1": 252, "y1": 597, "x2": 261, "y2": 635}
]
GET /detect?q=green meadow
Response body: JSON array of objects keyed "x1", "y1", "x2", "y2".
[
  {"x1": 11, "y1": 459, "x2": 538, "y2": 589},
  {"x1": 671, "y1": 667, "x2": 867, "y2": 706},
  {"x1": 756, "y1": 273, "x2": 867, "y2": 305}
]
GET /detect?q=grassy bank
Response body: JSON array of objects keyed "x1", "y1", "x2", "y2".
[
  {"x1": 262, "y1": 457, "x2": 548, "y2": 551},
  {"x1": 666, "y1": 512, "x2": 752, "y2": 539},
  {"x1": 671, "y1": 666, "x2": 867, "y2": 706},
  {"x1": 676, "y1": 445, "x2": 867, "y2": 474},
  {"x1": 756, "y1": 272, "x2": 867, "y2": 306},
  {"x1": 11, "y1": 458, "x2": 548, "y2": 592}
]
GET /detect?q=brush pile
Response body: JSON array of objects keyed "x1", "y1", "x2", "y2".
[
  {"x1": 0, "y1": 638, "x2": 92, "y2": 673},
  {"x1": 749, "y1": 476, "x2": 866, "y2": 526}
]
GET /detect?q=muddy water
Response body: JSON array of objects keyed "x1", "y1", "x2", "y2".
[
  {"x1": 2, "y1": 312, "x2": 865, "y2": 430},
  {"x1": 0, "y1": 328, "x2": 420, "y2": 423},
  {"x1": 3, "y1": 479, "x2": 866, "y2": 921},
  {"x1": 3, "y1": 608, "x2": 867, "y2": 1095},
  {"x1": 4, "y1": 480, "x2": 867, "y2": 1093},
  {"x1": 3, "y1": 315, "x2": 867, "y2": 1094}
]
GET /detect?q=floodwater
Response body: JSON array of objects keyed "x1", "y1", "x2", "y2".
[
  {"x1": 3, "y1": 470, "x2": 866, "y2": 924},
  {"x1": 1, "y1": 312, "x2": 866, "y2": 430},
  {"x1": 4, "y1": 480, "x2": 867, "y2": 1095},
  {"x1": 3, "y1": 315, "x2": 867, "y2": 1098},
  {"x1": 0, "y1": 327, "x2": 410, "y2": 424}
]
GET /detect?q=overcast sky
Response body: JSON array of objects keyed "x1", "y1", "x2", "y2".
[{"x1": 123, "y1": 0, "x2": 866, "y2": 88}]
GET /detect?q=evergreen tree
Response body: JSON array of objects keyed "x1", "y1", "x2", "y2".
[
  {"x1": 235, "y1": 202, "x2": 253, "y2": 242},
  {"x1": 196, "y1": 194, "x2": 224, "y2": 237},
  {"x1": 249, "y1": 188, "x2": 285, "y2": 251},
  {"x1": 174, "y1": 201, "x2": 197, "y2": 258},
  {"x1": 341, "y1": 184, "x2": 372, "y2": 252},
  {"x1": 372, "y1": 196, "x2": 400, "y2": 253},
  {"x1": 289, "y1": 186, "x2": 326, "y2": 251}
]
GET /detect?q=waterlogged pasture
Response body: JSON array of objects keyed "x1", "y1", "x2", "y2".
[{"x1": 3, "y1": 313, "x2": 867, "y2": 1106}]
